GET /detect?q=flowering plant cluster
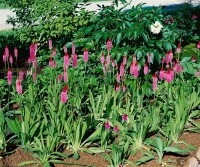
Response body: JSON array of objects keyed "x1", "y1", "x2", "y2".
[
  {"x1": 0, "y1": 36, "x2": 199, "y2": 166},
  {"x1": 0, "y1": 1, "x2": 200, "y2": 166}
]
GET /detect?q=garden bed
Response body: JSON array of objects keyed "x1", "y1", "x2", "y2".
[
  {"x1": 0, "y1": 129, "x2": 200, "y2": 167},
  {"x1": 0, "y1": 1, "x2": 200, "y2": 167}
]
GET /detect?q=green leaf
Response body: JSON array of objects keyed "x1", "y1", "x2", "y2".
[
  {"x1": 134, "y1": 154, "x2": 155, "y2": 165},
  {"x1": 5, "y1": 118, "x2": 21, "y2": 135},
  {"x1": 164, "y1": 147, "x2": 189, "y2": 154},
  {"x1": 142, "y1": 33, "x2": 148, "y2": 42},
  {"x1": 163, "y1": 41, "x2": 171, "y2": 51},
  {"x1": 52, "y1": 152, "x2": 68, "y2": 159},
  {"x1": 190, "y1": 110, "x2": 200, "y2": 118},
  {"x1": 155, "y1": 137, "x2": 163, "y2": 152},
  {"x1": 74, "y1": 151, "x2": 80, "y2": 160},
  {"x1": 154, "y1": 52, "x2": 161, "y2": 64},
  {"x1": 116, "y1": 32, "x2": 122, "y2": 45},
  {"x1": 18, "y1": 160, "x2": 36, "y2": 166},
  {"x1": 191, "y1": 121, "x2": 200, "y2": 129},
  {"x1": 136, "y1": 49, "x2": 143, "y2": 60},
  {"x1": 133, "y1": 31, "x2": 138, "y2": 40}
]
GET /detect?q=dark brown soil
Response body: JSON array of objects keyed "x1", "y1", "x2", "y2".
[
  {"x1": 0, "y1": 148, "x2": 37, "y2": 167},
  {"x1": 0, "y1": 128, "x2": 199, "y2": 167}
]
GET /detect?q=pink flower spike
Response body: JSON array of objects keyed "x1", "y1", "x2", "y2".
[
  {"x1": 30, "y1": 44, "x2": 35, "y2": 62},
  {"x1": 130, "y1": 62, "x2": 134, "y2": 75},
  {"x1": 197, "y1": 41, "x2": 200, "y2": 49},
  {"x1": 104, "y1": 60, "x2": 108, "y2": 68},
  {"x1": 83, "y1": 48, "x2": 88, "y2": 63},
  {"x1": 14, "y1": 46, "x2": 18, "y2": 59},
  {"x1": 106, "y1": 53, "x2": 110, "y2": 65},
  {"x1": 165, "y1": 52, "x2": 170, "y2": 64},
  {"x1": 9, "y1": 54, "x2": 13, "y2": 64},
  {"x1": 33, "y1": 58, "x2": 37, "y2": 68},
  {"x1": 58, "y1": 74, "x2": 63, "y2": 81},
  {"x1": 165, "y1": 69, "x2": 172, "y2": 83},
  {"x1": 16, "y1": 78, "x2": 22, "y2": 95},
  {"x1": 105, "y1": 121, "x2": 110, "y2": 130},
  {"x1": 120, "y1": 63, "x2": 124, "y2": 76},
  {"x1": 19, "y1": 70, "x2": 24, "y2": 81},
  {"x1": 7, "y1": 69, "x2": 12, "y2": 86},
  {"x1": 147, "y1": 53, "x2": 151, "y2": 63},
  {"x1": 64, "y1": 53, "x2": 70, "y2": 68},
  {"x1": 106, "y1": 38, "x2": 112, "y2": 51},
  {"x1": 52, "y1": 48, "x2": 56, "y2": 57},
  {"x1": 112, "y1": 59, "x2": 115, "y2": 68},
  {"x1": 49, "y1": 57, "x2": 53, "y2": 67},
  {"x1": 113, "y1": 125, "x2": 119, "y2": 133},
  {"x1": 72, "y1": 42, "x2": 75, "y2": 55},
  {"x1": 170, "y1": 69, "x2": 175, "y2": 80},
  {"x1": 33, "y1": 72, "x2": 37, "y2": 82},
  {"x1": 72, "y1": 53, "x2": 78, "y2": 67},
  {"x1": 116, "y1": 72, "x2": 120, "y2": 83},
  {"x1": 169, "y1": 50, "x2": 173, "y2": 62},
  {"x1": 192, "y1": 15, "x2": 197, "y2": 19},
  {"x1": 28, "y1": 57, "x2": 32, "y2": 64},
  {"x1": 64, "y1": 69, "x2": 68, "y2": 82},
  {"x1": 144, "y1": 63, "x2": 148, "y2": 75},
  {"x1": 122, "y1": 114, "x2": 128, "y2": 121},
  {"x1": 176, "y1": 43, "x2": 181, "y2": 53},
  {"x1": 103, "y1": 65, "x2": 106, "y2": 73},
  {"x1": 122, "y1": 84, "x2": 126, "y2": 93},
  {"x1": 123, "y1": 55, "x2": 127, "y2": 65},
  {"x1": 159, "y1": 67, "x2": 165, "y2": 80},
  {"x1": 115, "y1": 83, "x2": 120, "y2": 92},
  {"x1": 195, "y1": 70, "x2": 199, "y2": 77},
  {"x1": 152, "y1": 74, "x2": 158, "y2": 92},
  {"x1": 5, "y1": 45, "x2": 9, "y2": 57},
  {"x1": 192, "y1": 56, "x2": 196, "y2": 62},
  {"x1": 3, "y1": 53, "x2": 6, "y2": 63},
  {"x1": 49, "y1": 38, "x2": 52, "y2": 50},
  {"x1": 61, "y1": 85, "x2": 68, "y2": 104},
  {"x1": 133, "y1": 62, "x2": 139, "y2": 78},
  {"x1": 64, "y1": 45, "x2": 67, "y2": 54},
  {"x1": 53, "y1": 60, "x2": 57, "y2": 68},
  {"x1": 176, "y1": 62, "x2": 181, "y2": 73},
  {"x1": 100, "y1": 52, "x2": 105, "y2": 64}
]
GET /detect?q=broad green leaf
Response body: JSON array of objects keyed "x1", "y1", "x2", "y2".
[
  {"x1": 164, "y1": 147, "x2": 189, "y2": 154},
  {"x1": 18, "y1": 160, "x2": 36, "y2": 166},
  {"x1": 134, "y1": 154, "x2": 154, "y2": 166},
  {"x1": 116, "y1": 32, "x2": 122, "y2": 45}
]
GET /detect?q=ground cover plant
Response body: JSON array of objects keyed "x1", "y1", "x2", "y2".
[{"x1": 0, "y1": 0, "x2": 200, "y2": 167}]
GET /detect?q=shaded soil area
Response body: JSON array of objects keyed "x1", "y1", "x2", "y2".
[{"x1": 0, "y1": 131, "x2": 200, "y2": 167}]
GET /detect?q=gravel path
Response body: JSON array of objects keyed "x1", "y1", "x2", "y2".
[{"x1": 0, "y1": 0, "x2": 187, "y2": 31}]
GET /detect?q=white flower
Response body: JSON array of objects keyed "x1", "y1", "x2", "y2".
[
  {"x1": 154, "y1": 21, "x2": 163, "y2": 28},
  {"x1": 150, "y1": 21, "x2": 163, "y2": 34}
]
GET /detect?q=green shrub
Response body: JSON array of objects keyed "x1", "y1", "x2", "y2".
[
  {"x1": 2, "y1": 0, "x2": 93, "y2": 48},
  {"x1": 74, "y1": 3, "x2": 181, "y2": 66}
]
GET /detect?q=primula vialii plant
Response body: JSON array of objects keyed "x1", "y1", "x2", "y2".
[{"x1": 1, "y1": 34, "x2": 200, "y2": 167}]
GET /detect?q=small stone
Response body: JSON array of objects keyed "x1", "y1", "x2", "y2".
[
  {"x1": 184, "y1": 157, "x2": 198, "y2": 167},
  {"x1": 195, "y1": 147, "x2": 200, "y2": 160}
]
